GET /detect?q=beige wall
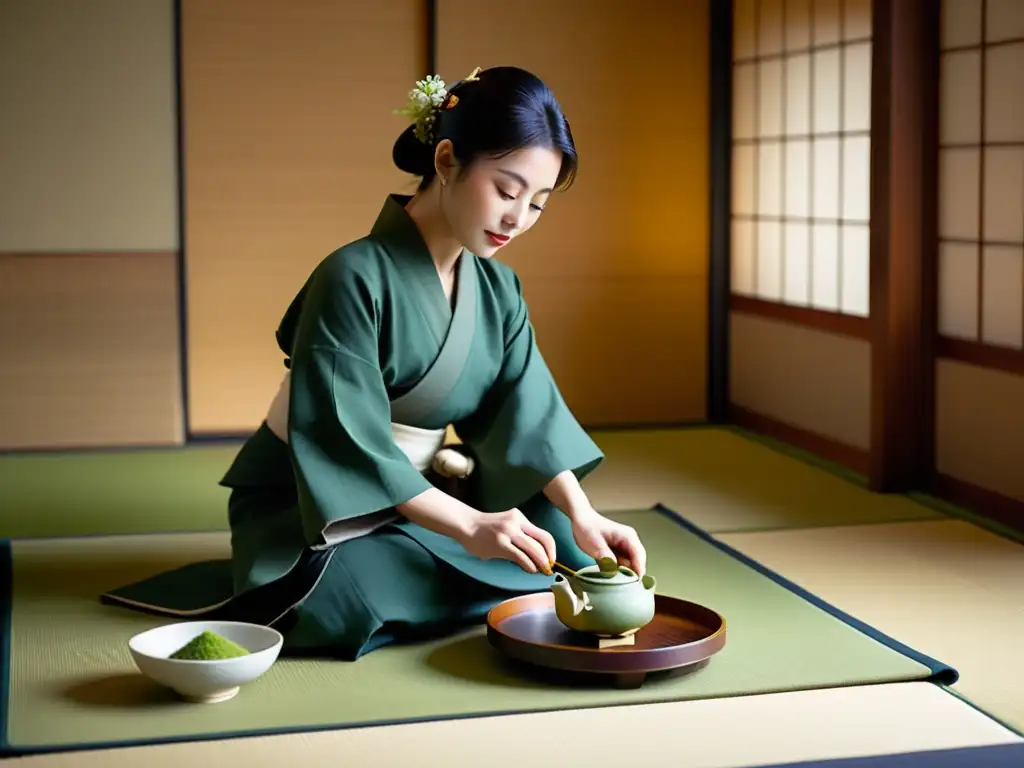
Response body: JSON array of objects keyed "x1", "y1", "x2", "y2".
[
  {"x1": 438, "y1": 0, "x2": 709, "y2": 425},
  {"x1": 0, "y1": 0, "x2": 181, "y2": 451},
  {"x1": 730, "y1": 312, "x2": 871, "y2": 450}
]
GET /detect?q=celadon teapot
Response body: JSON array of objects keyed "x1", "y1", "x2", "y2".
[{"x1": 551, "y1": 557, "x2": 657, "y2": 638}]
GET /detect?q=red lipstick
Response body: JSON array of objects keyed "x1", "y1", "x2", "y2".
[{"x1": 485, "y1": 231, "x2": 509, "y2": 247}]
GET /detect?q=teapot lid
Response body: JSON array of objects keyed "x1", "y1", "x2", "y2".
[{"x1": 575, "y1": 557, "x2": 639, "y2": 585}]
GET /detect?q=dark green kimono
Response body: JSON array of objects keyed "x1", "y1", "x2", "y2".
[{"x1": 104, "y1": 195, "x2": 604, "y2": 660}]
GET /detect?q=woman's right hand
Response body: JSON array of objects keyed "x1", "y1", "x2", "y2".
[{"x1": 460, "y1": 509, "x2": 557, "y2": 575}]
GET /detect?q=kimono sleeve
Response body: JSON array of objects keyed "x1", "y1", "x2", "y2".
[
  {"x1": 285, "y1": 254, "x2": 434, "y2": 547},
  {"x1": 454, "y1": 275, "x2": 604, "y2": 512}
]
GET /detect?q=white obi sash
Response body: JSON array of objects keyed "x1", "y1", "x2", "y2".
[
  {"x1": 264, "y1": 371, "x2": 445, "y2": 472},
  {"x1": 264, "y1": 370, "x2": 473, "y2": 477}
]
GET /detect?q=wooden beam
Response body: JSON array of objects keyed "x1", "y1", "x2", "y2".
[
  {"x1": 707, "y1": 0, "x2": 733, "y2": 423},
  {"x1": 868, "y1": 0, "x2": 940, "y2": 492},
  {"x1": 730, "y1": 296, "x2": 871, "y2": 340}
]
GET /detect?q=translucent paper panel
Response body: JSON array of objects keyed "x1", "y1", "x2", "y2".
[
  {"x1": 939, "y1": 148, "x2": 981, "y2": 240},
  {"x1": 784, "y1": 223, "x2": 811, "y2": 303},
  {"x1": 785, "y1": 140, "x2": 811, "y2": 217},
  {"x1": 732, "y1": 144, "x2": 757, "y2": 216},
  {"x1": 813, "y1": 138, "x2": 840, "y2": 219},
  {"x1": 843, "y1": 43, "x2": 872, "y2": 132},
  {"x1": 759, "y1": 0, "x2": 785, "y2": 56},
  {"x1": 983, "y1": 148, "x2": 1024, "y2": 244},
  {"x1": 843, "y1": 137, "x2": 871, "y2": 222},
  {"x1": 813, "y1": 0, "x2": 841, "y2": 46},
  {"x1": 985, "y1": 43, "x2": 1024, "y2": 143},
  {"x1": 733, "y1": 63, "x2": 757, "y2": 140},
  {"x1": 757, "y1": 220, "x2": 783, "y2": 300},
  {"x1": 786, "y1": 54, "x2": 811, "y2": 135},
  {"x1": 941, "y1": 0, "x2": 983, "y2": 49},
  {"x1": 811, "y1": 223, "x2": 840, "y2": 310},
  {"x1": 986, "y1": 0, "x2": 1024, "y2": 43},
  {"x1": 981, "y1": 246, "x2": 1024, "y2": 348},
  {"x1": 813, "y1": 49, "x2": 841, "y2": 134},
  {"x1": 844, "y1": 0, "x2": 872, "y2": 40},
  {"x1": 734, "y1": 0, "x2": 756, "y2": 60},
  {"x1": 938, "y1": 243, "x2": 980, "y2": 339},
  {"x1": 940, "y1": 51, "x2": 982, "y2": 144},
  {"x1": 758, "y1": 141, "x2": 783, "y2": 216},
  {"x1": 786, "y1": 0, "x2": 812, "y2": 51},
  {"x1": 841, "y1": 224, "x2": 870, "y2": 316},
  {"x1": 728, "y1": 1, "x2": 875, "y2": 319},
  {"x1": 731, "y1": 219, "x2": 756, "y2": 295},
  {"x1": 759, "y1": 59, "x2": 785, "y2": 138}
]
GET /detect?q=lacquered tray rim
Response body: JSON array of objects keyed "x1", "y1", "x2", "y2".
[{"x1": 484, "y1": 591, "x2": 727, "y2": 674}]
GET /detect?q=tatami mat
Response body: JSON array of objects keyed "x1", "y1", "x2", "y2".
[
  {"x1": 583, "y1": 428, "x2": 942, "y2": 531},
  {"x1": 4, "y1": 509, "x2": 953, "y2": 755},
  {"x1": 0, "y1": 427, "x2": 943, "y2": 539},
  {"x1": 5, "y1": 682, "x2": 1019, "y2": 768},
  {"x1": 718, "y1": 520, "x2": 1024, "y2": 736}
]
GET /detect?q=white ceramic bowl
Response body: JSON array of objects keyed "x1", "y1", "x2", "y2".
[{"x1": 128, "y1": 621, "x2": 283, "y2": 703}]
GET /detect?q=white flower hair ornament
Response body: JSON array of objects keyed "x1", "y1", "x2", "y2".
[{"x1": 393, "y1": 67, "x2": 482, "y2": 144}]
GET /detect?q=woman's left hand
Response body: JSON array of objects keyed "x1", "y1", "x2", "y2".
[{"x1": 569, "y1": 508, "x2": 647, "y2": 576}]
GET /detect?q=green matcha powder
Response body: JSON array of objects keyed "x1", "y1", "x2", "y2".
[{"x1": 169, "y1": 630, "x2": 251, "y2": 660}]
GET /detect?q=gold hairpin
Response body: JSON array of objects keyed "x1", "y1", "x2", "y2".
[{"x1": 444, "y1": 67, "x2": 482, "y2": 110}]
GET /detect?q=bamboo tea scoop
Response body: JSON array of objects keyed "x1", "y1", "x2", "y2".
[{"x1": 551, "y1": 561, "x2": 577, "y2": 577}]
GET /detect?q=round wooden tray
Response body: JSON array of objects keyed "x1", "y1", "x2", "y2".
[{"x1": 485, "y1": 592, "x2": 726, "y2": 688}]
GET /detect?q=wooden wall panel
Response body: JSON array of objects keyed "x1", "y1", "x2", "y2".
[
  {"x1": 437, "y1": 0, "x2": 709, "y2": 424},
  {"x1": 0, "y1": 254, "x2": 183, "y2": 450},
  {"x1": 0, "y1": 0, "x2": 182, "y2": 451},
  {"x1": 0, "y1": 0, "x2": 178, "y2": 252},
  {"x1": 936, "y1": 360, "x2": 1024, "y2": 503},
  {"x1": 181, "y1": 0, "x2": 424, "y2": 434},
  {"x1": 730, "y1": 312, "x2": 871, "y2": 451}
]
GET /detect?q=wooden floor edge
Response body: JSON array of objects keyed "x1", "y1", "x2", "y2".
[{"x1": 929, "y1": 474, "x2": 1024, "y2": 538}]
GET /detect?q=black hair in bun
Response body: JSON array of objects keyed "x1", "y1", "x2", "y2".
[
  {"x1": 392, "y1": 122, "x2": 436, "y2": 178},
  {"x1": 391, "y1": 66, "x2": 578, "y2": 192}
]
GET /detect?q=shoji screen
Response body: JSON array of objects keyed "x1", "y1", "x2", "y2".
[
  {"x1": 731, "y1": 0, "x2": 873, "y2": 316},
  {"x1": 938, "y1": 1, "x2": 1024, "y2": 350},
  {"x1": 728, "y1": 0, "x2": 874, "y2": 459},
  {"x1": 935, "y1": 0, "x2": 1024, "y2": 506}
]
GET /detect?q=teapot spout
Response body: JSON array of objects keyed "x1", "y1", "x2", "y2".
[{"x1": 551, "y1": 574, "x2": 587, "y2": 616}]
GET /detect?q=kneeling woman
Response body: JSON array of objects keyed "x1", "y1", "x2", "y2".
[{"x1": 112, "y1": 66, "x2": 647, "y2": 660}]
